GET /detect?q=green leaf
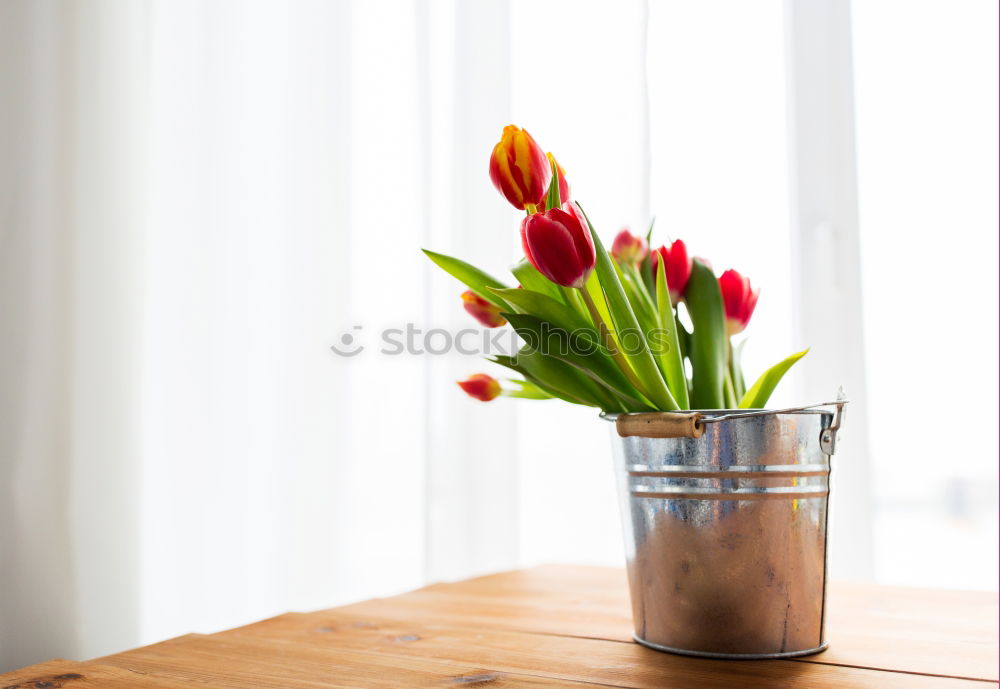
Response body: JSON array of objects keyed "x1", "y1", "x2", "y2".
[
  {"x1": 675, "y1": 308, "x2": 690, "y2": 360},
  {"x1": 512, "y1": 258, "x2": 589, "y2": 319},
  {"x1": 492, "y1": 354, "x2": 591, "y2": 406},
  {"x1": 641, "y1": 221, "x2": 656, "y2": 294},
  {"x1": 423, "y1": 249, "x2": 509, "y2": 308},
  {"x1": 583, "y1": 270, "x2": 615, "y2": 334},
  {"x1": 655, "y1": 259, "x2": 690, "y2": 409},
  {"x1": 505, "y1": 379, "x2": 554, "y2": 400},
  {"x1": 739, "y1": 348, "x2": 809, "y2": 409},
  {"x1": 517, "y1": 348, "x2": 622, "y2": 409},
  {"x1": 504, "y1": 313, "x2": 653, "y2": 411},
  {"x1": 493, "y1": 350, "x2": 611, "y2": 409},
  {"x1": 685, "y1": 259, "x2": 726, "y2": 409},
  {"x1": 512, "y1": 258, "x2": 563, "y2": 302},
  {"x1": 620, "y1": 263, "x2": 659, "y2": 336},
  {"x1": 578, "y1": 206, "x2": 679, "y2": 411},
  {"x1": 489, "y1": 287, "x2": 592, "y2": 333},
  {"x1": 545, "y1": 157, "x2": 562, "y2": 210}
]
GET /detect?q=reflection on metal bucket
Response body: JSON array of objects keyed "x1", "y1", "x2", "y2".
[{"x1": 605, "y1": 405, "x2": 843, "y2": 659}]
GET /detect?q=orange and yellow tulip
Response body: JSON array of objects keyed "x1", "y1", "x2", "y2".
[
  {"x1": 461, "y1": 290, "x2": 507, "y2": 328},
  {"x1": 457, "y1": 373, "x2": 502, "y2": 401},
  {"x1": 489, "y1": 125, "x2": 550, "y2": 211}
]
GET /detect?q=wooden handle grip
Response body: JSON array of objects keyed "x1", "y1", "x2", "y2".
[{"x1": 615, "y1": 412, "x2": 705, "y2": 439}]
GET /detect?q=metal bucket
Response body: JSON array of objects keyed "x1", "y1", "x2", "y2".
[{"x1": 604, "y1": 402, "x2": 845, "y2": 659}]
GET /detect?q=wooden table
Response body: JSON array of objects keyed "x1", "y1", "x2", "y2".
[{"x1": 3, "y1": 565, "x2": 997, "y2": 688}]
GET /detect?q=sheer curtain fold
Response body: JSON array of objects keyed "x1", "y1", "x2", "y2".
[
  {"x1": 0, "y1": 0, "x2": 530, "y2": 668},
  {"x1": 1, "y1": 0, "x2": 147, "y2": 666},
  {"x1": 1, "y1": 2, "x2": 79, "y2": 668}
]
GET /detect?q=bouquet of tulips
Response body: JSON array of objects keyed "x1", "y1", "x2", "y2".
[{"x1": 425, "y1": 125, "x2": 806, "y2": 412}]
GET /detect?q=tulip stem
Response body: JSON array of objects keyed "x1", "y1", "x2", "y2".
[
  {"x1": 579, "y1": 286, "x2": 651, "y2": 403},
  {"x1": 525, "y1": 203, "x2": 538, "y2": 214},
  {"x1": 724, "y1": 368, "x2": 739, "y2": 408}
]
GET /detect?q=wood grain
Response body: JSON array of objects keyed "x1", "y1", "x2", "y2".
[
  {"x1": 98, "y1": 633, "x2": 639, "y2": 689},
  {"x1": 210, "y1": 609, "x2": 992, "y2": 689},
  {"x1": 0, "y1": 658, "x2": 200, "y2": 689},
  {"x1": 331, "y1": 565, "x2": 997, "y2": 682},
  {"x1": 2, "y1": 565, "x2": 996, "y2": 689}
]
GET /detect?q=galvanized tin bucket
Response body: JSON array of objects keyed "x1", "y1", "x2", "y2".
[{"x1": 604, "y1": 402, "x2": 846, "y2": 659}]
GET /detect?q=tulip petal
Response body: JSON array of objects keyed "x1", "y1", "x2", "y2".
[
  {"x1": 462, "y1": 290, "x2": 507, "y2": 327},
  {"x1": 612, "y1": 228, "x2": 648, "y2": 264},
  {"x1": 521, "y1": 209, "x2": 591, "y2": 288},
  {"x1": 667, "y1": 239, "x2": 692, "y2": 301},
  {"x1": 489, "y1": 126, "x2": 550, "y2": 210},
  {"x1": 719, "y1": 268, "x2": 758, "y2": 334},
  {"x1": 562, "y1": 203, "x2": 597, "y2": 272},
  {"x1": 457, "y1": 373, "x2": 502, "y2": 402}
]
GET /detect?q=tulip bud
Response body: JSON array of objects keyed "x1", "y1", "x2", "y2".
[
  {"x1": 719, "y1": 269, "x2": 760, "y2": 335},
  {"x1": 651, "y1": 239, "x2": 693, "y2": 304},
  {"x1": 457, "y1": 373, "x2": 502, "y2": 402},
  {"x1": 611, "y1": 228, "x2": 648, "y2": 264},
  {"x1": 544, "y1": 152, "x2": 571, "y2": 208},
  {"x1": 520, "y1": 202, "x2": 596, "y2": 289},
  {"x1": 461, "y1": 290, "x2": 507, "y2": 328},
  {"x1": 489, "y1": 125, "x2": 550, "y2": 211}
]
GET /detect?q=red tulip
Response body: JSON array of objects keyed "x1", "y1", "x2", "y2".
[
  {"x1": 461, "y1": 290, "x2": 506, "y2": 328},
  {"x1": 520, "y1": 202, "x2": 596, "y2": 289},
  {"x1": 611, "y1": 228, "x2": 648, "y2": 264},
  {"x1": 543, "y1": 152, "x2": 571, "y2": 208},
  {"x1": 457, "y1": 373, "x2": 501, "y2": 402},
  {"x1": 650, "y1": 239, "x2": 693, "y2": 304},
  {"x1": 719, "y1": 269, "x2": 760, "y2": 335},
  {"x1": 489, "y1": 125, "x2": 550, "y2": 211}
]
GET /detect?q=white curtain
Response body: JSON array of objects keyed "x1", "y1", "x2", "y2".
[
  {"x1": 0, "y1": 0, "x2": 654, "y2": 668},
  {"x1": 2, "y1": 0, "x2": 149, "y2": 666},
  {"x1": 7, "y1": 0, "x2": 993, "y2": 674}
]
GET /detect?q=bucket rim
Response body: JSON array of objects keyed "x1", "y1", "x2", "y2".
[{"x1": 599, "y1": 408, "x2": 833, "y2": 422}]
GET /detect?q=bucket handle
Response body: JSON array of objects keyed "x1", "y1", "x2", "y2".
[{"x1": 616, "y1": 412, "x2": 705, "y2": 439}]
